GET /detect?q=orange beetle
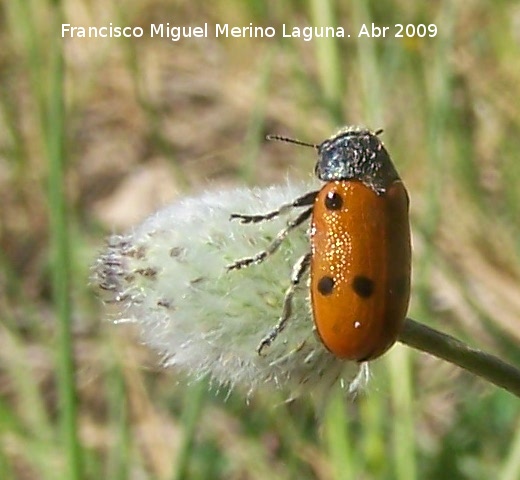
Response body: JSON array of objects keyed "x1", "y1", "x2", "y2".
[{"x1": 228, "y1": 127, "x2": 411, "y2": 362}]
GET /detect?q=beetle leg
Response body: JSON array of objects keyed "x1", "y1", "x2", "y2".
[
  {"x1": 230, "y1": 190, "x2": 318, "y2": 224},
  {"x1": 226, "y1": 207, "x2": 312, "y2": 271},
  {"x1": 257, "y1": 252, "x2": 312, "y2": 355}
]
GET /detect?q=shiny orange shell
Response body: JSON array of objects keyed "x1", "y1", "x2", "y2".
[{"x1": 310, "y1": 179, "x2": 411, "y2": 361}]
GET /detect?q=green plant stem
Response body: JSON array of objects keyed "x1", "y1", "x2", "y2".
[{"x1": 399, "y1": 318, "x2": 520, "y2": 398}]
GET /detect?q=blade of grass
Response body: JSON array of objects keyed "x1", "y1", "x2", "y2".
[
  {"x1": 359, "y1": 391, "x2": 386, "y2": 477},
  {"x1": 308, "y1": 0, "x2": 343, "y2": 123},
  {"x1": 323, "y1": 387, "x2": 356, "y2": 480},
  {"x1": 106, "y1": 362, "x2": 130, "y2": 480},
  {"x1": 387, "y1": 345, "x2": 416, "y2": 480},
  {"x1": 0, "y1": 399, "x2": 15, "y2": 479},
  {"x1": 8, "y1": 0, "x2": 83, "y2": 477},
  {"x1": 172, "y1": 379, "x2": 207, "y2": 480},
  {"x1": 0, "y1": 325, "x2": 53, "y2": 439},
  {"x1": 240, "y1": 50, "x2": 273, "y2": 183},
  {"x1": 415, "y1": 0, "x2": 456, "y2": 307},
  {"x1": 352, "y1": 1, "x2": 384, "y2": 127},
  {"x1": 499, "y1": 415, "x2": 520, "y2": 480},
  {"x1": 46, "y1": 2, "x2": 83, "y2": 479}
]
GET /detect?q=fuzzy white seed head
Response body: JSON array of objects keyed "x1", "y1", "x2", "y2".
[{"x1": 93, "y1": 180, "x2": 366, "y2": 398}]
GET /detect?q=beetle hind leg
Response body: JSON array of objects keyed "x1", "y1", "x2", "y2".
[{"x1": 257, "y1": 252, "x2": 311, "y2": 355}]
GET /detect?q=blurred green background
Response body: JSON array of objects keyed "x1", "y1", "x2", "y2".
[{"x1": 2, "y1": 0, "x2": 520, "y2": 479}]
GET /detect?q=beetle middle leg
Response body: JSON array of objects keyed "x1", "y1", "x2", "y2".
[{"x1": 257, "y1": 252, "x2": 311, "y2": 355}]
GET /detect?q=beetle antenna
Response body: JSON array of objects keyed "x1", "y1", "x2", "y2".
[
  {"x1": 266, "y1": 134, "x2": 318, "y2": 149},
  {"x1": 374, "y1": 128, "x2": 384, "y2": 136}
]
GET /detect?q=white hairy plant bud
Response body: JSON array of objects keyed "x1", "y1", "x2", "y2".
[{"x1": 93, "y1": 181, "x2": 366, "y2": 399}]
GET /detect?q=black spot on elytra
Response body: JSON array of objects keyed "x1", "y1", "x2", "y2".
[
  {"x1": 324, "y1": 191, "x2": 343, "y2": 210},
  {"x1": 317, "y1": 276, "x2": 335, "y2": 295},
  {"x1": 352, "y1": 275, "x2": 374, "y2": 298}
]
